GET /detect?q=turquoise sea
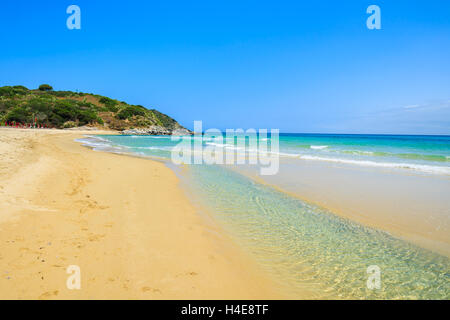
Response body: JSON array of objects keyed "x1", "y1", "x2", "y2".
[{"x1": 77, "y1": 133, "x2": 450, "y2": 299}]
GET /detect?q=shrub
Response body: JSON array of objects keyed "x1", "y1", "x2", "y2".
[
  {"x1": 53, "y1": 100, "x2": 78, "y2": 120},
  {"x1": 49, "y1": 113, "x2": 64, "y2": 126},
  {"x1": 38, "y1": 84, "x2": 53, "y2": 91},
  {"x1": 99, "y1": 96, "x2": 119, "y2": 112},
  {"x1": 0, "y1": 87, "x2": 13, "y2": 97},
  {"x1": 77, "y1": 101, "x2": 95, "y2": 110},
  {"x1": 116, "y1": 105, "x2": 146, "y2": 119},
  {"x1": 13, "y1": 85, "x2": 28, "y2": 91},
  {"x1": 149, "y1": 109, "x2": 177, "y2": 128},
  {"x1": 63, "y1": 121, "x2": 77, "y2": 128},
  {"x1": 25, "y1": 98, "x2": 52, "y2": 114},
  {"x1": 78, "y1": 110, "x2": 98, "y2": 125},
  {"x1": 0, "y1": 100, "x2": 19, "y2": 112},
  {"x1": 49, "y1": 91, "x2": 73, "y2": 97},
  {"x1": 0, "y1": 86, "x2": 29, "y2": 97},
  {"x1": 5, "y1": 106, "x2": 32, "y2": 123},
  {"x1": 12, "y1": 85, "x2": 29, "y2": 95},
  {"x1": 96, "y1": 117, "x2": 104, "y2": 125}
]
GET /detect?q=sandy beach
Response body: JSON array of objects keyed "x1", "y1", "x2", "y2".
[{"x1": 0, "y1": 128, "x2": 280, "y2": 300}]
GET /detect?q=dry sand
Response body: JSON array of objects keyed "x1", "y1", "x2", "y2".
[{"x1": 0, "y1": 128, "x2": 281, "y2": 299}]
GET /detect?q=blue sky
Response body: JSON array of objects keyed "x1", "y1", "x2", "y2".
[{"x1": 1, "y1": 0, "x2": 449, "y2": 134}]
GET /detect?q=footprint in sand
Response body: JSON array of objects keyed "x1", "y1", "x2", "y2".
[
  {"x1": 141, "y1": 287, "x2": 161, "y2": 294},
  {"x1": 88, "y1": 234, "x2": 105, "y2": 242},
  {"x1": 175, "y1": 271, "x2": 198, "y2": 278},
  {"x1": 38, "y1": 290, "x2": 59, "y2": 300}
]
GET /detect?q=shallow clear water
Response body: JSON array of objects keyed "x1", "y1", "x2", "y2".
[
  {"x1": 77, "y1": 134, "x2": 450, "y2": 299},
  {"x1": 185, "y1": 164, "x2": 450, "y2": 299}
]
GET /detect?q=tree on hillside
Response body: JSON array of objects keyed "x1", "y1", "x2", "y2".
[{"x1": 38, "y1": 84, "x2": 53, "y2": 91}]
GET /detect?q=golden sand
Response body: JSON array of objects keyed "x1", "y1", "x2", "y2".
[{"x1": 0, "y1": 128, "x2": 281, "y2": 299}]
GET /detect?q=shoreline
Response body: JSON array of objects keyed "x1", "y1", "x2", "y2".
[
  {"x1": 0, "y1": 128, "x2": 281, "y2": 299},
  {"x1": 233, "y1": 161, "x2": 450, "y2": 258}
]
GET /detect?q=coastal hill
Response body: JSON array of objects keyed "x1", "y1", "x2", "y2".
[{"x1": 0, "y1": 84, "x2": 189, "y2": 134}]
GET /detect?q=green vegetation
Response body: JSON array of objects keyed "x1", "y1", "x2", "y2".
[
  {"x1": 98, "y1": 96, "x2": 119, "y2": 112},
  {"x1": 0, "y1": 85, "x2": 30, "y2": 97},
  {"x1": 0, "y1": 85, "x2": 184, "y2": 131},
  {"x1": 38, "y1": 84, "x2": 53, "y2": 91},
  {"x1": 117, "y1": 105, "x2": 146, "y2": 119}
]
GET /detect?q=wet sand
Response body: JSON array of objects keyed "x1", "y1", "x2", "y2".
[{"x1": 235, "y1": 159, "x2": 450, "y2": 257}]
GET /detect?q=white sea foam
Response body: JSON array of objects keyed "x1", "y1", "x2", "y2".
[
  {"x1": 205, "y1": 142, "x2": 245, "y2": 150},
  {"x1": 132, "y1": 146, "x2": 173, "y2": 151},
  {"x1": 342, "y1": 150, "x2": 375, "y2": 156},
  {"x1": 76, "y1": 136, "x2": 124, "y2": 152},
  {"x1": 298, "y1": 155, "x2": 450, "y2": 175},
  {"x1": 83, "y1": 135, "x2": 111, "y2": 143},
  {"x1": 130, "y1": 135, "x2": 170, "y2": 139},
  {"x1": 310, "y1": 145, "x2": 328, "y2": 150}
]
